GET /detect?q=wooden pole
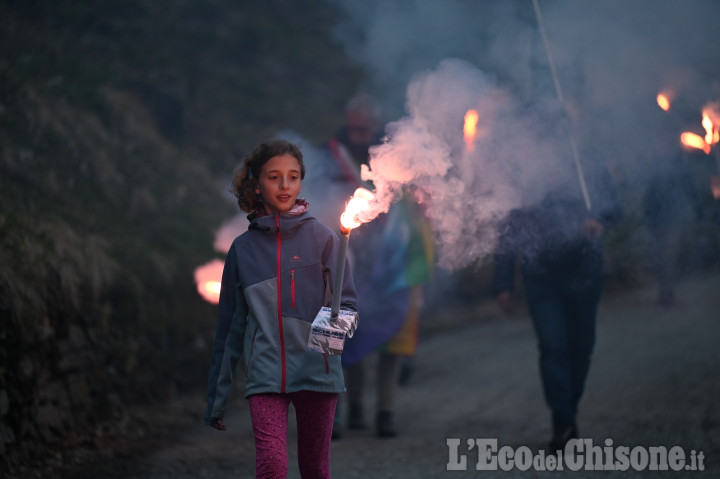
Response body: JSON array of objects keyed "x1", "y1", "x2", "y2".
[
  {"x1": 532, "y1": 0, "x2": 592, "y2": 211},
  {"x1": 330, "y1": 226, "x2": 351, "y2": 319}
]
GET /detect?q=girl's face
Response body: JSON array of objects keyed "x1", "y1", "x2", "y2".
[{"x1": 255, "y1": 153, "x2": 302, "y2": 215}]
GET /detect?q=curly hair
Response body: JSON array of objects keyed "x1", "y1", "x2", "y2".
[{"x1": 231, "y1": 139, "x2": 305, "y2": 213}]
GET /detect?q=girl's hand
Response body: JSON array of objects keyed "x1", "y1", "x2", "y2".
[{"x1": 210, "y1": 418, "x2": 226, "y2": 431}]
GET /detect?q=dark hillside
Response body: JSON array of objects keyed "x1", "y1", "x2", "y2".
[{"x1": 0, "y1": 0, "x2": 363, "y2": 474}]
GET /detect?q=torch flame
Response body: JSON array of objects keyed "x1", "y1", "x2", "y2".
[
  {"x1": 204, "y1": 281, "x2": 221, "y2": 295},
  {"x1": 681, "y1": 132, "x2": 711, "y2": 155},
  {"x1": 340, "y1": 187, "x2": 375, "y2": 231},
  {"x1": 463, "y1": 109, "x2": 479, "y2": 152},
  {"x1": 194, "y1": 259, "x2": 225, "y2": 304},
  {"x1": 702, "y1": 112, "x2": 719, "y2": 145},
  {"x1": 680, "y1": 107, "x2": 720, "y2": 155},
  {"x1": 656, "y1": 93, "x2": 671, "y2": 112}
]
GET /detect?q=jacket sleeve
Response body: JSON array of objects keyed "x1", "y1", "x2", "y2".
[{"x1": 204, "y1": 245, "x2": 248, "y2": 424}]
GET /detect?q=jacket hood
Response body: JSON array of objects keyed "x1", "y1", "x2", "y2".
[{"x1": 248, "y1": 198, "x2": 314, "y2": 234}]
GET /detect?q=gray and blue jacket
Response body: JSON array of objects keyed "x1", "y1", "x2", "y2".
[{"x1": 204, "y1": 206, "x2": 357, "y2": 424}]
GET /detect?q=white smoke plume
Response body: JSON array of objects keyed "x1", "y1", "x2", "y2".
[
  {"x1": 329, "y1": 0, "x2": 720, "y2": 269},
  {"x1": 332, "y1": 0, "x2": 720, "y2": 170},
  {"x1": 353, "y1": 59, "x2": 573, "y2": 268}
]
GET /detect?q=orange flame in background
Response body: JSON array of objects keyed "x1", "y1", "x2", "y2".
[
  {"x1": 702, "y1": 112, "x2": 719, "y2": 145},
  {"x1": 656, "y1": 93, "x2": 671, "y2": 111},
  {"x1": 681, "y1": 132, "x2": 711, "y2": 154},
  {"x1": 340, "y1": 187, "x2": 376, "y2": 230},
  {"x1": 194, "y1": 259, "x2": 224, "y2": 304},
  {"x1": 463, "y1": 109, "x2": 479, "y2": 152},
  {"x1": 680, "y1": 109, "x2": 719, "y2": 155}
]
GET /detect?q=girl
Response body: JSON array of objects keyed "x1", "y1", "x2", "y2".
[{"x1": 204, "y1": 139, "x2": 357, "y2": 478}]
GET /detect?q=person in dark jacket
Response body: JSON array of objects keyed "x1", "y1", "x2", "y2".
[
  {"x1": 493, "y1": 162, "x2": 621, "y2": 452},
  {"x1": 204, "y1": 139, "x2": 358, "y2": 478}
]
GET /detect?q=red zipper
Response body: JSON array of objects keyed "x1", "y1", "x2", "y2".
[
  {"x1": 275, "y1": 215, "x2": 286, "y2": 393},
  {"x1": 290, "y1": 269, "x2": 295, "y2": 308},
  {"x1": 323, "y1": 353, "x2": 329, "y2": 374}
]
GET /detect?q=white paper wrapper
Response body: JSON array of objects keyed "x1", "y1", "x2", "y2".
[{"x1": 307, "y1": 307, "x2": 359, "y2": 355}]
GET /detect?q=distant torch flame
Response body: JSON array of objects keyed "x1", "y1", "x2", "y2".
[
  {"x1": 194, "y1": 259, "x2": 224, "y2": 304},
  {"x1": 463, "y1": 109, "x2": 479, "y2": 152},
  {"x1": 681, "y1": 110, "x2": 719, "y2": 155},
  {"x1": 681, "y1": 132, "x2": 711, "y2": 154},
  {"x1": 702, "y1": 112, "x2": 719, "y2": 145},
  {"x1": 656, "y1": 93, "x2": 671, "y2": 111},
  {"x1": 340, "y1": 187, "x2": 376, "y2": 231}
]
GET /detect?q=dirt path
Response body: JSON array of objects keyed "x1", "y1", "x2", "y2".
[{"x1": 57, "y1": 273, "x2": 720, "y2": 478}]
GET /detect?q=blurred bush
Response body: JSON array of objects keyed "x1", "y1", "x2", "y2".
[{"x1": 0, "y1": 0, "x2": 363, "y2": 472}]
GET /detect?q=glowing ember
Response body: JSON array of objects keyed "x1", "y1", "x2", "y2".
[
  {"x1": 340, "y1": 187, "x2": 376, "y2": 231},
  {"x1": 681, "y1": 132, "x2": 711, "y2": 154},
  {"x1": 463, "y1": 109, "x2": 479, "y2": 152},
  {"x1": 194, "y1": 259, "x2": 225, "y2": 304},
  {"x1": 656, "y1": 93, "x2": 671, "y2": 111}
]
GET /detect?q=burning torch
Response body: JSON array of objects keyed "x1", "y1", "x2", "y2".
[
  {"x1": 657, "y1": 92, "x2": 672, "y2": 112},
  {"x1": 194, "y1": 259, "x2": 224, "y2": 304},
  {"x1": 680, "y1": 107, "x2": 720, "y2": 200},
  {"x1": 464, "y1": 109, "x2": 479, "y2": 153},
  {"x1": 308, "y1": 188, "x2": 375, "y2": 355},
  {"x1": 329, "y1": 221, "x2": 351, "y2": 319}
]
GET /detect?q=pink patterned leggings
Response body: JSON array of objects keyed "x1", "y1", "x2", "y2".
[{"x1": 248, "y1": 391, "x2": 338, "y2": 479}]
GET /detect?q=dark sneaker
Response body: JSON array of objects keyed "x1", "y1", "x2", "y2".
[{"x1": 548, "y1": 424, "x2": 578, "y2": 452}]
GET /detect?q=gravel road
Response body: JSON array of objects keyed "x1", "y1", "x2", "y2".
[{"x1": 56, "y1": 273, "x2": 720, "y2": 478}]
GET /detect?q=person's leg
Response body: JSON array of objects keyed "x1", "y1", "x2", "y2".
[
  {"x1": 376, "y1": 352, "x2": 401, "y2": 437},
  {"x1": 292, "y1": 390, "x2": 338, "y2": 479},
  {"x1": 524, "y1": 277, "x2": 574, "y2": 428},
  {"x1": 564, "y1": 279, "x2": 602, "y2": 422},
  {"x1": 331, "y1": 393, "x2": 343, "y2": 440},
  {"x1": 398, "y1": 355, "x2": 415, "y2": 386},
  {"x1": 377, "y1": 352, "x2": 401, "y2": 412},
  {"x1": 385, "y1": 286, "x2": 422, "y2": 387},
  {"x1": 345, "y1": 361, "x2": 366, "y2": 429},
  {"x1": 647, "y1": 227, "x2": 676, "y2": 307},
  {"x1": 248, "y1": 394, "x2": 291, "y2": 479}
]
